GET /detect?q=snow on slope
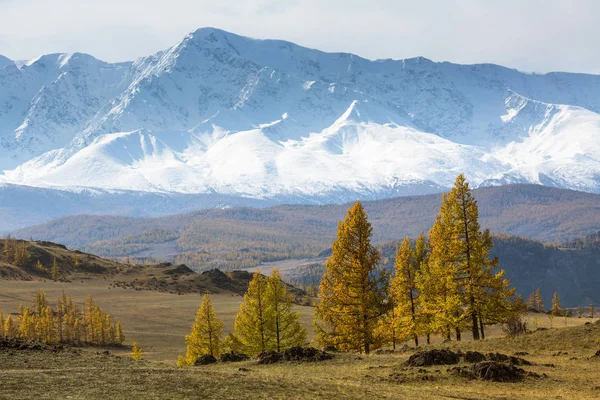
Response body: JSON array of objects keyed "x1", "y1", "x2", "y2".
[{"x1": 1, "y1": 27, "x2": 599, "y2": 200}]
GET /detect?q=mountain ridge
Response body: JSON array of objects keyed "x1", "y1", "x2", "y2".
[
  {"x1": 1, "y1": 27, "x2": 599, "y2": 202},
  {"x1": 11, "y1": 184, "x2": 600, "y2": 257}
]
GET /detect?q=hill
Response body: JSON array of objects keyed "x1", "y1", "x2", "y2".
[
  {"x1": 12, "y1": 185, "x2": 600, "y2": 272},
  {"x1": 0, "y1": 239, "x2": 306, "y2": 300}
]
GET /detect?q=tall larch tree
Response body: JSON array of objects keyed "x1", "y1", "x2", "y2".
[
  {"x1": 51, "y1": 258, "x2": 59, "y2": 282},
  {"x1": 418, "y1": 214, "x2": 463, "y2": 341},
  {"x1": 115, "y1": 321, "x2": 125, "y2": 345},
  {"x1": 390, "y1": 236, "x2": 419, "y2": 346},
  {"x1": 535, "y1": 289, "x2": 544, "y2": 312},
  {"x1": 526, "y1": 291, "x2": 536, "y2": 309},
  {"x1": 551, "y1": 292, "x2": 562, "y2": 316},
  {"x1": 266, "y1": 268, "x2": 307, "y2": 351},
  {"x1": 234, "y1": 271, "x2": 274, "y2": 355},
  {"x1": 314, "y1": 201, "x2": 388, "y2": 354},
  {"x1": 4, "y1": 315, "x2": 17, "y2": 338},
  {"x1": 178, "y1": 294, "x2": 224, "y2": 366},
  {"x1": 424, "y1": 174, "x2": 515, "y2": 340}
]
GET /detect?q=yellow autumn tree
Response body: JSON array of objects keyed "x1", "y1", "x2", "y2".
[
  {"x1": 178, "y1": 293, "x2": 224, "y2": 366},
  {"x1": 314, "y1": 201, "x2": 388, "y2": 354},
  {"x1": 266, "y1": 268, "x2": 307, "y2": 351},
  {"x1": 535, "y1": 288, "x2": 544, "y2": 312},
  {"x1": 4, "y1": 314, "x2": 17, "y2": 338},
  {"x1": 390, "y1": 236, "x2": 420, "y2": 346},
  {"x1": 35, "y1": 289, "x2": 49, "y2": 315},
  {"x1": 0, "y1": 310, "x2": 4, "y2": 337},
  {"x1": 418, "y1": 214, "x2": 463, "y2": 341},
  {"x1": 526, "y1": 291, "x2": 536, "y2": 309},
  {"x1": 13, "y1": 242, "x2": 30, "y2": 268},
  {"x1": 551, "y1": 292, "x2": 562, "y2": 316},
  {"x1": 131, "y1": 341, "x2": 143, "y2": 360},
  {"x1": 115, "y1": 321, "x2": 125, "y2": 345},
  {"x1": 51, "y1": 258, "x2": 59, "y2": 282},
  {"x1": 424, "y1": 174, "x2": 515, "y2": 340},
  {"x1": 234, "y1": 271, "x2": 274, "y2": 355},
  {"x1": 221, "y1": 332, "x2": 246, "y2": 354}
]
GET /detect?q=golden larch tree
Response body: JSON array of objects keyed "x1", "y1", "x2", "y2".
[
  {"x1": 115, "y1": 321, "x2": 125, "y2": 345},
  {"x1": 526, "y1": 291, "x2": 536, "y2": 309},
  {"x1": 418, "y1": 214, "x2": 463, "y2": 341},
  {"x1": 266, "y1": 268, "x2": 307, "y2": 351},
  {"x1": 51, "y1": 258, "x2": 60, "y2": 282},
  {"x1": 234, "y1": 271, "x2": 274, "y2": 355},
  {"x1": 131, "y1": 341, "x2": 143, "y2": 360},
  {"x1": 4, "y1": 314, "x2": 17, "y2": 338},
  {"x1": 314, "y1": 201, "x2": 388, "y2": 354},
  {"x1": 178, "y1": 293, "x2": 224, "y2": 366},
  {"x1": 429, "y1": 174, "x2": 513, "y2": 340},
  {"x1": 221, "y1": 332, "x2": 245, "y2": 354},
  {"x1": 551, "y1": 292, "x2": 562, "y2": 316},
  {"x1": 390, "y1": 236, "x2": 419, "y2": 346},
  {"x1": 535, "y1": 288, "x2": 544, "y2": 312}
]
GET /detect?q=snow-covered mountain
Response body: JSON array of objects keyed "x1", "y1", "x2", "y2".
[{"x1": 1, "y1": 27, "x2": 600, "y2": 201}]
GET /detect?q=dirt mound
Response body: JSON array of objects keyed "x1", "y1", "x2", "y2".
[
  {"x1": 219, "y1": 352, "x2": 249, "y2": 362},
  {"x1": 256, "y1": 347, "x2": 333, "y2": 364},
  {"x1": 487, "y1": 352, "x2": 532, "y2": 366},
  {"x1": 256, "y1": 351, "x2": 283, "y2": 365},
  {"x1": 464, "y1": 351, "x2": 486, "y2": 363},
  {"x1": 406, "y1": 349, "x2": 459, "y2": 367},
  {"x1": 473, "y1": 361, "x2": 528, "y2": 382},
  {"x1": 0, "y1": 338, "x2": 65, "y2": 352},
  {"x1": 194, "y1": 354, "x2": 217, "y2": 365},
  {"x1": 283, "y1": 346, "x2": 333, "y2": 362},
  {"x1": 450, "y1": 361, "x2": 534, "y2": 382},
  {"x1": 164, "y1": 264, "x2": 195, "y2": 275}
]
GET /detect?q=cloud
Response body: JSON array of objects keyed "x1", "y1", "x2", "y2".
[{"x1": 1, "y1": 0, "x2": 599, "y2": 73}]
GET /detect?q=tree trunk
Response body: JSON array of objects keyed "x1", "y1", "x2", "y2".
[
  {"x1": 455, "y1": 327, "x2": 461, "y2": 341},
  {"x1": 471, "y1": 310, "x2": 479, "y2": 340},
  {"x1": 479, "y1": 316, "x2": 485, "y2": 339},
  {"x1": 414, "y1": 334, "x2": 419, "y2": 347},
  {"x1": 276, "y1": 317, "x2": 280, "y2": 352},
  {"x1": 426, "y1": 334, "x2": 430, "y2": 345}
]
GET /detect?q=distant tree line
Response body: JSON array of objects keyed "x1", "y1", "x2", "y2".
[{"x1": 0, "y1": 289, "x2": 124, "y2": 346}]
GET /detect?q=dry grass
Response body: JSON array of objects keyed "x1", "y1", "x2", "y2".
[{"x1": 1, "y1": 278, "x2": 600, "y2": 399}]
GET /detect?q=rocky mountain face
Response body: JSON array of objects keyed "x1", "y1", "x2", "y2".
[{"x1": 1, "y1": 28, "x2": 599, "y2": 204}]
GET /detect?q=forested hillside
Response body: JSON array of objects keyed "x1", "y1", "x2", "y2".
[{"x1": 13, "y1": 185, "x2": 600, "y2": 272}]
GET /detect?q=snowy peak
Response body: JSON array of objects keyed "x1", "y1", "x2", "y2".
[
  {"x1": 0, "y1": 55, "x2": 13, "y2": 69},
  {"x1": 1, "y1": 28, "x2": 599, "y2": 200}
]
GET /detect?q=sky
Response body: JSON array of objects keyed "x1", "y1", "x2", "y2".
[{"x1": 1, "y1": 0, "x2": 599, "y2": 74}]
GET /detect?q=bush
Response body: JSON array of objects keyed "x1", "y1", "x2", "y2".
[{"x1": 502, "y1": 316, "x2": 528, "y2": 336}]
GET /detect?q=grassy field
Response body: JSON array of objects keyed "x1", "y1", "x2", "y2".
[
  {"x1": 0, "y1": 278, "x2": 315, "y2": 362},
  {"x1": 1, "y1": 278, "x2": 600, "y2": 399}
]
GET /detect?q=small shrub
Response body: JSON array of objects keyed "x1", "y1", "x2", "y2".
[
  {"x1": 131, "y1": 341, "x2": 143, "y2": 360},
  {"x1": 502, "y1": 316, "x2": 528, "y2": 337}
]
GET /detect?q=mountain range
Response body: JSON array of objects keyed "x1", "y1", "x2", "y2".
[{"x1": 1, "y1": 27, "x2": 599, "y2": 214}]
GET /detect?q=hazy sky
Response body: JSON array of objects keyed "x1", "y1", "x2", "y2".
[{"x1": 1, "y1": 0, "x2": 599, "y2": 73}]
